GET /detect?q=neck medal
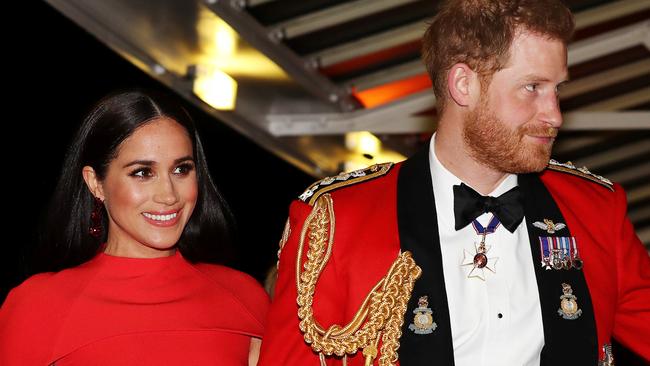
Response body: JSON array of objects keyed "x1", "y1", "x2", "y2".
[
  {"x1": 408, "y1": 296, "x2": 437, "y2": 334},
  {"x1": 461, "y1": 216, "x2": 500, "y2": 281},
  {"x1": 557, "y1": 283, "x2": 582, "y2": 320}
]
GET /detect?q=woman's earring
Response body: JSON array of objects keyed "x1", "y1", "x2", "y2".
[{"x1": 89, "y1": 197, "x2": 104, "y2": 238}]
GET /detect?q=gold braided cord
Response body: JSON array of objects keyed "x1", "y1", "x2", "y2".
[{"x1": 296, "y1": 194, "x2": 422, "y2": 365}]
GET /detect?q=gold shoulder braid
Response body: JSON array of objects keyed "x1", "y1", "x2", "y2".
[
  {"x1": 296, "y1": 194, "x2": 422, "y2": 366},
  {"x1": 299, "y1": 163, "x2": 394, "y2": 206},
  {"x1": 547, "y1": 159, "x2": 613, "y2": 191}
]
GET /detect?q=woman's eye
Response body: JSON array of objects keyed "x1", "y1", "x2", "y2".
[
  {"x1": 174, "y1": 163, "x2": 195, "y2": 175},
  {"x1": 130, "y1": 168, "x2": 153, "y2": 178},
  {"x1": 524, "y1": 84, "x2": 538, "y2": 92}
]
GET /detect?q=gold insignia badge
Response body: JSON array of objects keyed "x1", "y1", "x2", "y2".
[
  {"x1": 533, "y1": 219, "x2": 566, "y2": 234},
  {"x1": 557, "y1": 283, "x2": 582, "y2": 320},
  {"x1": 408, "y1": 296, "x2": 437, "y2": 334}
]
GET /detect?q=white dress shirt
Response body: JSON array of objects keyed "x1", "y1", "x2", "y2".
[{"x1": 429, "y1": 136, "x2": 544, "y2": 366}]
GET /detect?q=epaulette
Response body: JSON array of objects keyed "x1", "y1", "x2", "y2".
[
  {"x1": 298, "y1": 162, "x2": 394, "y2": 205},
  {"x1": 547, "y1": 159, "x2": 614, "y2": 191}
]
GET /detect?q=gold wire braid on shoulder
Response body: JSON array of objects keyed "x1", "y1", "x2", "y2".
[
  {"x1": 296, "y1": 194, "x2": 422, "y2": 366},
  {"x1": 547, "y1": 159, "x2": 614, "y2": 191},
  {"x1": 299, "y1": 163, "x2": 394, "y2": 206}
]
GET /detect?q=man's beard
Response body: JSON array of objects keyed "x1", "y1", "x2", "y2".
[{"x1": 462, "y1": 97, "x2": 557, "y2": 174}]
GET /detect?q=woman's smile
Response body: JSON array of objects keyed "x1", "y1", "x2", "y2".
[{"x1": 142, "y1": 209, "x2": 182, "y2": 227}]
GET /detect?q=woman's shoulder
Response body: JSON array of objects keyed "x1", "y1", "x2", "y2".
[
  {"x1": 2, "y1": 272, "x2": 53, "y2": 313},
  {"x1": 191, "y1": 263, "x2": 270, "y2": 320},
  {"x1": 4, "y1": 271, "x2": 67, "y2": 306},
  {"x1": 1, "y1": 273, "x2": 57, "y2": 332},
  {"x1": 7, "y1": 271, "x2": 54, "y2": 294},
  {"x1": 2, "y1": 265, "x2": 93, "y2": 315},
  {"x1": 0, "y1": 267, "x2": 94, "y2": 364}
]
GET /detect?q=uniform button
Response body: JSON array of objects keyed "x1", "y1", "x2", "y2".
[{"x1": 497, "y1": 313, "x2": 503, "y2": 319}]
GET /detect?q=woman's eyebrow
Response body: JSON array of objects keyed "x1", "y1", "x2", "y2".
[
  {"x1": 122, "y1": 160, "x2": 155, "y2": 168},
  {"x1": 122, "y1": 156, "x2": 194, "y2": 168},
  {"x1": 174, "y1": 156, "x2": 194, "y2": 164}
]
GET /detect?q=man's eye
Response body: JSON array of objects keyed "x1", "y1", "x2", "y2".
[{"x1": 525, "y1": 84, "x2": 538, "y2": 92}]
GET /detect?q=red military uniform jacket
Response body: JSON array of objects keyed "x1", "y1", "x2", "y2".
[{"x1": 259, "y1": 147, "x2": 650, "y2": 366}]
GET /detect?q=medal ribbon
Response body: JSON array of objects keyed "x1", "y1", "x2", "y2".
[
  {"x1": 571, "y1": 237, "x2": 580, "y2": 259},
  {"x1": 471, "y1": 215, "x2": 501, "y2": 235},
  {"x1": 539, "y1": 237, "x2": 551, "y2": 258}
]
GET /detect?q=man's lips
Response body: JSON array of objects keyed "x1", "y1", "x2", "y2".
[{"x1": 524, "y1": 126, "x2": 557, "y2": 142}]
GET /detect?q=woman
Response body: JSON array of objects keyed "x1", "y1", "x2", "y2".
[{"x1": 0, "y1": 90, "x2": 268, "y2": 365}]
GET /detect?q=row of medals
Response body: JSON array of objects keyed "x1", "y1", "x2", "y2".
[
  {"x1": 472, "y1": 237, "x2": 585, "y2": 271},
  {"x1": 544, "y1": 248, "x2": 583, "y2": 270}
]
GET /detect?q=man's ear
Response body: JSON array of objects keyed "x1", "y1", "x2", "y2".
[
  {"x1": 82, "y1": 166, "x2": 104, "y2": 200},
  {"x1": 447, "y1": 63, "x2": 480, "y2": 107}
]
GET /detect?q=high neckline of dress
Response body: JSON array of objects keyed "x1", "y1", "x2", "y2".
[{"x1": 91, "y1": 249, "x2": 185, "y2": 275}]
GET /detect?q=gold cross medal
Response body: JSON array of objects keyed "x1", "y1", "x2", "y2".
[
  {"x1": 462, "y1": 237, "x2": 498, "y2": 281},
  {"x1": 408, "y1": 296, "x2": 437, "y2": 334},
  {"x1": 557, "y1": 283, "x2": 582, "y2": 320}
]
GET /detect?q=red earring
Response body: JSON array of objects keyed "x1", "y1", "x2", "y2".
[{"x1": 89, "y1": 197, "x2": 104, "y2": 238}]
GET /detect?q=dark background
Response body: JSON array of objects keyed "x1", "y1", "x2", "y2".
[
  {"x1": 2, "y1": 2, "x2": 646, "y2": 364},
  {"x1": 1, "y1": 1, "x2": 312, "y2": 299}
]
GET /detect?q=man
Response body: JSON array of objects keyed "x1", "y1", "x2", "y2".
[{"x1": 258, "y1": 1, "x2": 650, "y2": 365}]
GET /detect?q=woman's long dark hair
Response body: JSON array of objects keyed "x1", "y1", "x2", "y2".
[{"x1": 33, "y1": 90, "x2": 235, "y2": 273}]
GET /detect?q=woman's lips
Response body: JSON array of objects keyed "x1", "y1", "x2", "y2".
[{"x1": 142, "y1": 209, "x2": 181, "y2": 227}]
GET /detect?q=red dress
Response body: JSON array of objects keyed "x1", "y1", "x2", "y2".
[{"x1": 0, "y1": 251, "x2": 269, "y2": 365}]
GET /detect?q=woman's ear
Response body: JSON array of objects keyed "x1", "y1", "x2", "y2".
[
  {"x1": 82, "y1": 166, "x2": 104, "y2": 200},
  {"x1": 447, "y1": 63, "x2": 480, "y2": 107}
]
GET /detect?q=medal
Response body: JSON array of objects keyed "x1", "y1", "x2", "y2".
[
  {"x1": 558, "y1": 237, "x2": 572, "y2": 270},
  {"x1": 461, "y1": 215, "x2": 500, "y2": 281},
  {"x1": 551, "y1": 248, "x2": 564, "y2": 270},
  {"x1": 539, "y1": 236, "x2": 583, "y2": 271},
  {"x1": 570, "y1": 237, "x2": 584, "y2": 269},
  {"x1": 408, "y1": 296, "x2": 437, "y2": 334},
  {"x1": 462, "y1": 240, "x2": 498, "y2": 280},
  {"x1": 473, "y1": 243, "x2": 488, "y2": 269},
  {"x1": 572, "y1": 257, "x2": 584, "y2": 270},
  {"x1": 539, "y1": 236, "x2": 553, "y2": 270},
  {"x1": 557, "y1": 283, "x2": 582, "y2": 320}
]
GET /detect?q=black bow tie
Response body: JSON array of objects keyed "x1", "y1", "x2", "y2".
[{"x1": 453, "y1": 183, "x2": 524, "y2": 233}]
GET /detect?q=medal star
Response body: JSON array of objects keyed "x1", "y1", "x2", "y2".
[{"x1": 461, "y1": 243, "x2": 498, "y2": 281}]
